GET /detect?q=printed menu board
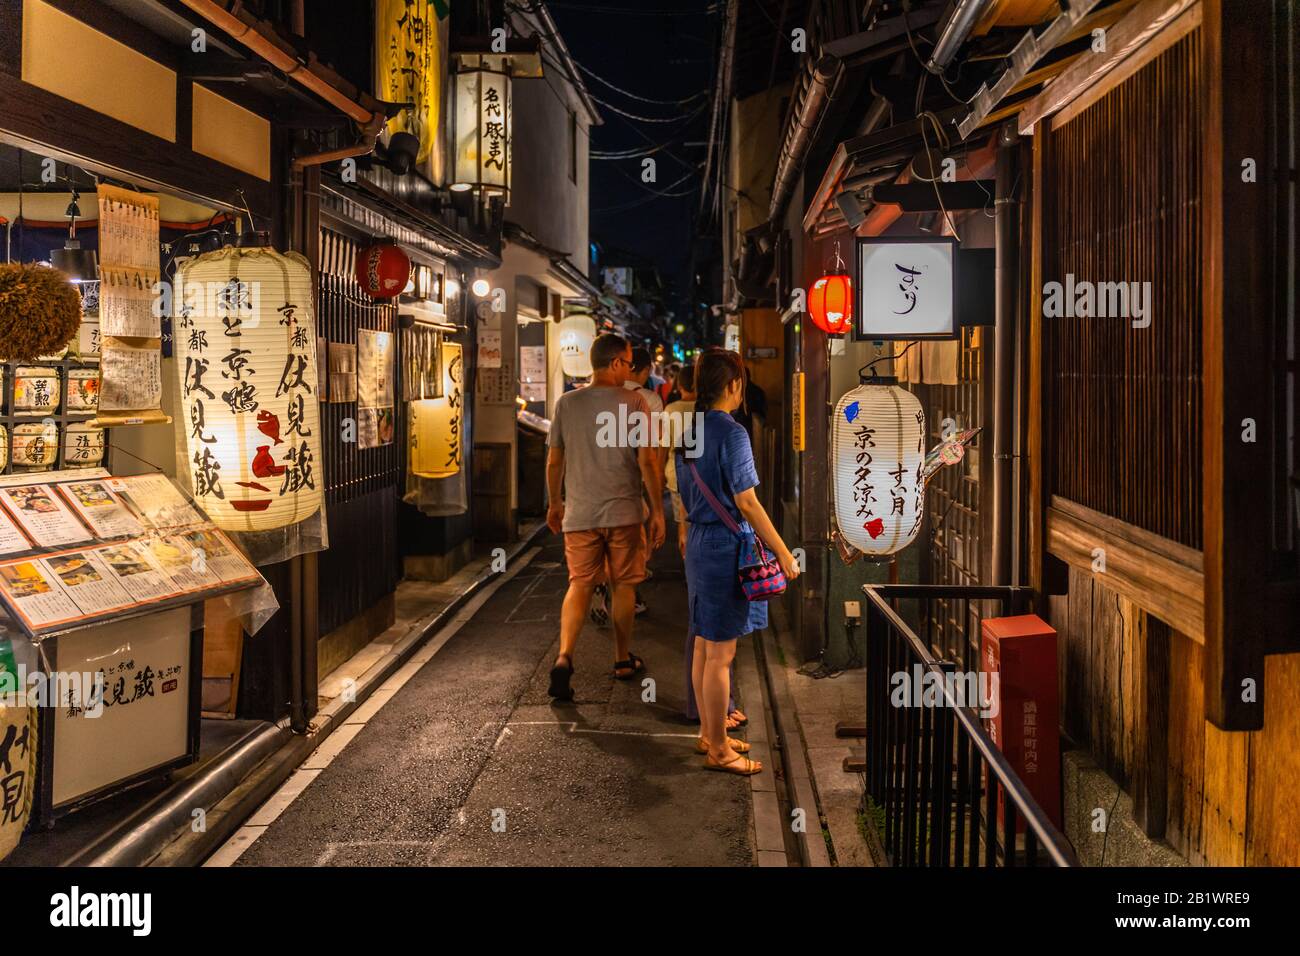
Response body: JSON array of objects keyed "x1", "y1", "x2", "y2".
[
  {"x1": 96, "y1": 542, "x2": 176, "y2": 603},
  {"x1": 0, "y1": 485, "x2": 95, "y2": 548},
  {"x1": 58, "y1": 480, "x2": 146, "y2": 539},
  {"x1": 104, "y1": 474, "x2": 204, "y2": 530},
  {"x1": 0, "y1": 510, "x2": 31, "y2": 556},
  {"x1": 0, "y1": 529, "x2": 258, "y2": 634},
  {"x1": 0, "y1": 471, "x2": 264, "y2": 636}
]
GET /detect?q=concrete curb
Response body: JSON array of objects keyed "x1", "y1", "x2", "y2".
[
  {"x1": 734, "y1": 638, "x2": 788, "y2": 866},
  {"x1": 757, "y1": 626, "x2": 833, "y2": 867},
  {"x1": 69, "y1": 523, "x2": 549, "y2": 867}
]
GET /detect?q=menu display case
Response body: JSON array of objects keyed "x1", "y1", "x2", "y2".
[{"x1": 0, "y1": 468, "x2": 266, "y2": 823}]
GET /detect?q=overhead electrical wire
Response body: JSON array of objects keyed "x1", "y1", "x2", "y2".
[
  {"x1": 588, "y1": 93, "x2": 707, "y2": 124},
  {"x1": 546, "y1": 1, "x2": 721, "y2": 16},
  {"x1": 574, "y1": 60, "x2": 707, "y2": 107}
]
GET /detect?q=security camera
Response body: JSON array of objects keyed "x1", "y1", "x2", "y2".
[{"x1": 386, "y1": 132, "x2": 420, "y2": 176}]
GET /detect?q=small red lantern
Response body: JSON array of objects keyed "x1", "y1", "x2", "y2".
[
  {"x1": 809, "y1": 272, "x2": 853, "y2": 335},
  {"x1": 355, "y1": 243, "x2": 411, "y2": 299}
]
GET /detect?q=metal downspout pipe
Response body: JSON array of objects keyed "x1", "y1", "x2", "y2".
[
  {"x1": 926, "y1": 0, "x2": 996, "y2": 75},
  {"x1": 768, "y1": 55, "x2": 841, "y2": 225},
  {"x1": 991, "y1": 124, "x2": 1020, "y2": 586}
]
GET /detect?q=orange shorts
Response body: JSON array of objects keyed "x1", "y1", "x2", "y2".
[{"x1": 564, "y1": 524, "x2": 648, "y2": 587}]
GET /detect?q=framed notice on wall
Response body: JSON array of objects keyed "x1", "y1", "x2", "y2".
[{"x1": 855, "y1": 236, "x2": 957, "y2": 340}]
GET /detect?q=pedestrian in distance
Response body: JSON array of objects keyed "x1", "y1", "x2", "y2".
[
  {"x1": 545, "y1": 333, "x2": 666, "y2": 701},
  {"x1": 678, "y1": 348, "x2": 799, "y2": 775},
  {"x1": 592, "y1": 344, "x2": 664, "y2": 624}
]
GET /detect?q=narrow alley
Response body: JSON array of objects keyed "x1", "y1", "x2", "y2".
[{"x1": 215, "y1": 531, "x2": 763, "y2": 868}]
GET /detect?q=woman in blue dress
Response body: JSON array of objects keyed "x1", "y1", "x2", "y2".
[{"x1": 677, "y1": 349, "x2": 800, "y2": 775}]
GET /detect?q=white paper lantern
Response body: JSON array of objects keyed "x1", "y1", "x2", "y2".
[
  {"x1": 453, "y1": 67, "x2": 512, "y2": 199},
  {"x1": 409, "y1": 342, "x2": 464, "y2": 478},
  {"x1": 174, "y1": 245, "x2": 323, "y2": 531},
  {"x1": 557, "y1": 315, "x2": 596, "y2": 379},
  {"x1": 832, "y1": 383, "x2": 926, "y2": 556}
]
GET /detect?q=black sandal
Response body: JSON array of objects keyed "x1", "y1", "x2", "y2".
[
  {"x1": 612, "y1": 653, "x2": 645, "y2": 681},
  {"x1": 548, "y1": 656, "x2": 575, "y2": 701}
]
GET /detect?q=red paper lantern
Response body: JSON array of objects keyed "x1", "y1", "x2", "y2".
[
  {"x1": 808, "y1": 272, "x2": 853, "y2": 335},
  {"x1": 355, "y1": 243, "x2": 411, "y2": 299}
]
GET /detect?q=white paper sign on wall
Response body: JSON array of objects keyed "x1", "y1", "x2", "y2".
[{"x1": 856, "y1": 237, "x2": 957, "y2": 339}]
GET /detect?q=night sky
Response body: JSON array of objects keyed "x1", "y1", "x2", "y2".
[{"x1": 546, "y1": 0, "x2": 720, "y2": 324}]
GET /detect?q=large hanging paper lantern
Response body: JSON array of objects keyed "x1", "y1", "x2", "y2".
[
  {"x1": 355, "y1": 243, "x2": 411, "y2": 299},
  {"x1": 452, "y1": 66, "x2": 512, "y2": 200},
  {"x1": 557, "y1": 314, "x2": 596, "y2": 379},
  {"x1": 809, "y1": 272, "x2": 853, "y2": 335},
  {"x1": 832, "y1": 382, "x2": 925, "y2": 556},
  {"x1": 409, "y1": 341, "x2": 463, "y2": 478},
  {"x1": 174, "y1": 245, "x2": 323, "y2": 531}
]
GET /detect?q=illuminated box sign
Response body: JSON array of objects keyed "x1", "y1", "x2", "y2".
[{"x1": 855, "y1": 236, "x2": 957, "y2": 340}]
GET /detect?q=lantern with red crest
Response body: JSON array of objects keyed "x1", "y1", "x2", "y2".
[
  {"x1": 808, "y1": 242, "x2": 853, "y2": 335},
  {"x1": 355, "y1": 243, "x2": 411, "y2": 299}
]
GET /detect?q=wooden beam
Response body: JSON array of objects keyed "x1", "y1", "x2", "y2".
[
  {"x1": 1132, "y1": 616, "x2": 1170, "y2": 839},
  {"x1": 1051, "y1": 2, "x2": 1202, "y2": 131},
  {"x1": 1017, "y1": 0, "x2": 1200, "y2": 135},
  {"x1": 1201, "y1": 0, "x2": 1272, "y2": 731},
  {"x1": 1026, "y1": 121, "x2": 1049, "y2": 599},
  {"x1": 1046, "y1": 498, "x2": 1204, "y2": 643},
  {"x1": 0, "y1": 71, "x2": 271, "y2": 216}
]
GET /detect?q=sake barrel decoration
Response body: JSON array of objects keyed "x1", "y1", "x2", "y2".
[
  {"x1": 66, "y1": 368, "x2": 100, "y2": 411},
  {"x1": 831, "y1": 382, "x2": 926, "y2": 557},
  {"x1": 0, "y1": 426, "x2": 8, "y2": 471},
  {"x1": 409, "y1": 341, "x2": 464, "y2": 478},
  {"x1": 174, "y1": 244, "x2": 324, "y2": 531},
  {"x1": 557, "y1": 314, "x2": 596, "y2": 379},
  {"x1": 13, "y1": 367, "x2": 60, "y2": 414},
  {"x1": 63, "y1": 422, "x2": 105, "y2": 468},
  {"x1": 12, "y1": 421, "x2": 58, "y2": 470}
]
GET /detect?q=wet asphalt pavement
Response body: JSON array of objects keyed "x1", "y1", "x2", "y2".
[{"x1": 232, "y1": 530, "x2": 755, "y2": 866}]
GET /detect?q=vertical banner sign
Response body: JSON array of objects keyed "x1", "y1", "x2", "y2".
[
  {"x1": 410, "y1": 341, "x2": 463, "y2": 478},
  {"x1": 357, "y1": 329, "x2": 395, "y2": 449},
  {"x1": 520, "y1": 344, "x2": 546, "y2": 402},
  {"x1": 95, "y1": 184, "x2": 167, "y2": 426},
  {"x1": 375, "y1": 0, "x2": 450, "y2": 180},
  {"x1": 174, "y1": 247, "x2": 323, "y2": 531},
  {"x1": 791, "y1": 372, "x2": 805, "y2": 452}
]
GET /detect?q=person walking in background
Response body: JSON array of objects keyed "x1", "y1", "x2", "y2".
[
  {"x1": 546, "y1": 333, "x2": 666, "y2": 701},
  {"x1": 588, "y1": 344, "x2": 664, "y2": 621},
  {"x1": 678, "y1": 349, "x2": 799, "y2": 774},
  {"x1": 730, "y1": 365, "x2": 768, "y2": 439},
  {"x1": 624, "y1": 346, "x2": 665, "y2": 416},
  {"x1": 660, "y1": 362, "x2": 681, "y2": 405},
  {"x1": 662, "y1": 363, "x2": 697, "y2": 558}
]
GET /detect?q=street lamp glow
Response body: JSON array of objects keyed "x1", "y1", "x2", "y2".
[
  {"x1": 674, "y1": 323, "x2": 686, "y2": 334},
  {"x1": 471, "y1": 277, "x2": 491, "y2": 297}
]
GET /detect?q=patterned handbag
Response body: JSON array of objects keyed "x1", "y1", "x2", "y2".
[{"x1": 688, "y1": 460, "x2": 787, "y2": 601}]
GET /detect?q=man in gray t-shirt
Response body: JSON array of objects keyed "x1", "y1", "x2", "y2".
[{"x1": 545, "y1": 334, "x2": 665, "y2": 700}]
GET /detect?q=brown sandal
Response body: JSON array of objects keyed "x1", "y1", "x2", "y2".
[
  {"x1": 696, "y1": 737, "x2": 751, "y2": 754},
  {"x1": 703, "y1": 753, "x2": 762, "y2": 775}
]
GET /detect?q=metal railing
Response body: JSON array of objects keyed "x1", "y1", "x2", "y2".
[{"x1": 863, "y1": 584, "x2": 1077, "y2": 867}]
